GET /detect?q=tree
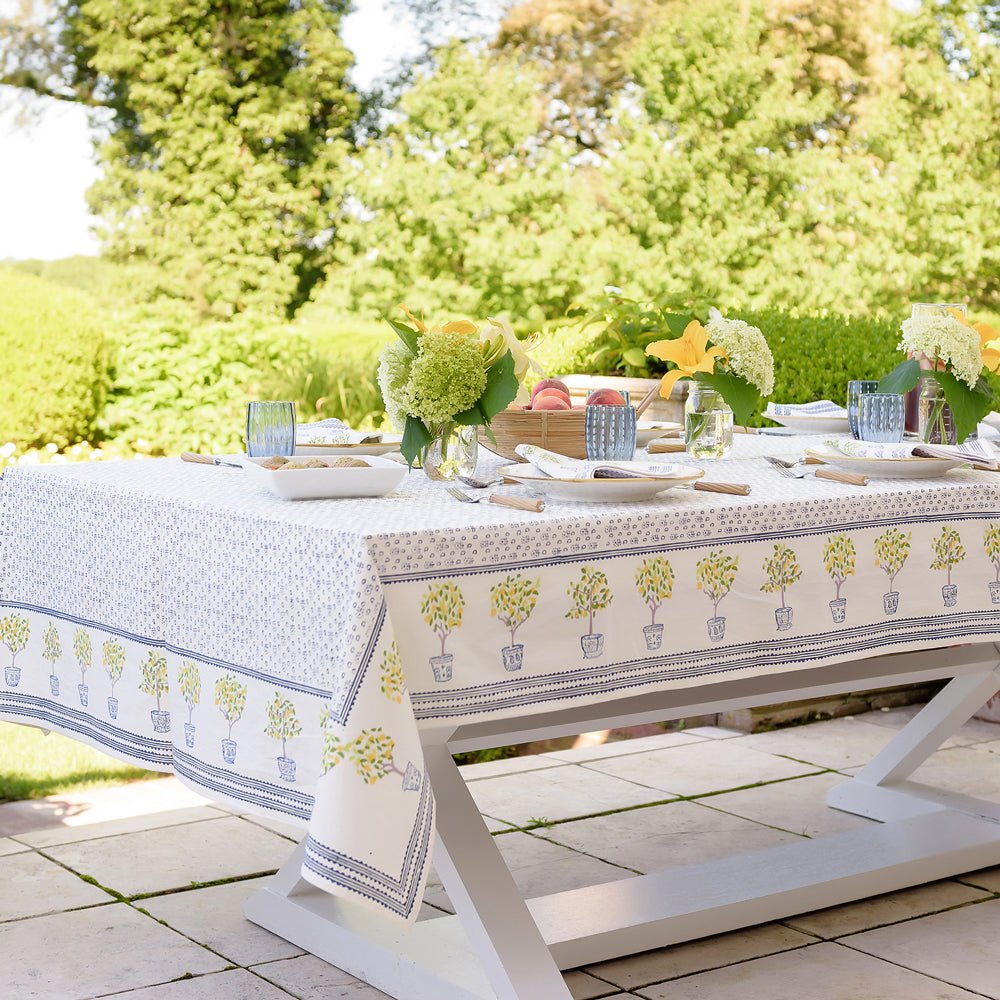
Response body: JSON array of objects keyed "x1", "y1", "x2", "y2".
[
  {"x1": 823, "y1": 534, "x2": 856, "y2": 600},
  {"x1": 72, "y1": 627, "x2": 91, "y2": 684},
  {"x1": 102, "y1": 638, "x2": 125, "y2": 697},
  {"x1": 565, "y1": 566, "x2": 612, "y2": 635},
  {"x1": 178, "y1": 660, "x2": 201, "y2": 724},
  {"x1": 421, "y1": 581, "x2": 465, "y2": 657},
  {"x1": 930, "y1": 526, "x2": 965, "y2": 585},
  {"x1": 985, "y1": 523, "x2": 1000, "y2": 583},
  {"x1": 634, "y1": 557, "x2": 674, "y2": 627},
  {"x1": 875, "y1": 528, "x2": 912, "y2": 592},
  {"x1": 323, "y1": 726, "x2": 400, "y2": 784},
  {"x1": 761, "y1": 543, "x2": 802, "y2": 609},
  {"x1": 139, "y1": 651, "x2": 168, "y2": 711},
  {"x1": 265, "y1": 692, "x2": 302, "y2": 759},
  {"x1": 379, "y1": 643, "x2": 407, "y2": 703},
  {"x1": 4, "y1": 0, "x2": 359, "y2": 317},
  {"x1": 215, "y1": 673, "x2": 248, "y2": 740},
  {"x1": 42, "y1": 621, "x2": 62, "y2": 673},
  {"x1": 490, "y1": 574, "x2": 540, "y2": 647},
  {"x1": 1, "y1": 615, "x2": 30, "y2": 668},
  {"x1": 695, "y1": 551, "x2": 738, "y2": 618}
]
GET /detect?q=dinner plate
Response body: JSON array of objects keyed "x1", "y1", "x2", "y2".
[
  {"x1": 498, "y1": 463, "x2": 703, "y2": 503},
  {"x1": 764, "y1": 413, "x2": 851, "y2": 435},
  {"x1": 295, "y1": 434, "x2": 402, "y2": 457},
  {"x1": 636, "y1": 421, "x2": 682, "y2": 447},
  {"x1": 804, "y1": 445, "x2": 963, "y2": 479},
  {"x1": 237, "y1": 454, "x2": 407, "y2": 500}
]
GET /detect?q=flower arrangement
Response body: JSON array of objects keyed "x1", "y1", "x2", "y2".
[
  {"x1": 377, "y1": 307, "x2": 528, "y2": 467},
  {"x1": 879, "y1": 308, "x2": 998, "y2": 442},
  {"x1": 645, "y1": 308, "x2": 774, "y2": 424}
]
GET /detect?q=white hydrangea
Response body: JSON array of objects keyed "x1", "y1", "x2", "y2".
[
  {"x1": 705, "y1": 308, "x2": 775, "y2": 396},
  {"x1": 376, "y1": 339, "x2": 413, "y2": 431},
  {"x1": 899, "y1": 314, "x2": 982, "y2": 388}
]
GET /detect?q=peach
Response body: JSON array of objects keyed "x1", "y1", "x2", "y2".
[
  {"x1": 585, "y1": 389, "x2": 627, "y2": 406},
  {"x1": 530, "y1": 379, "x2": 570, "y2": 402},
  {"x1": 532, "y1": 395, "x2": 572, "y2": 410},
  {"x1": 532, "y1": 388, "x2": 572, "y2": 407}
]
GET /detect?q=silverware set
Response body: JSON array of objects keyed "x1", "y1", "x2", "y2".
[
  {"x1": 446, "y1": 487, "x2": 545, "y2": 512},
  {"x1": 763, "y1": 455, "x2": 868, "y2": 486}
]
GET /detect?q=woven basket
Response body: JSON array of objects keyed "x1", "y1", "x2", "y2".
[{"x1": 479, "y1": 408, "x2": 588, "y2": 462}]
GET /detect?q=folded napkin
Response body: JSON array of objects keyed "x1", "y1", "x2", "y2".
[
  {"x1": 825, "y1": 437, "x2": 998, "y2": 470},
  {"x1": 297, "y1": 418, "x2": 383, "y2": 445},
  {"x1": 515, "y1": 444, "x2": 693, "y2": 481},
  {"x1": 766, "y1": 400, "x2": 848, "y2": 418}
]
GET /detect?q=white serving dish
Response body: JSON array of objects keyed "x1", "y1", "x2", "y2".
[
  {"x1": 295, "y1": 434, "x2": 402, "y2": 457},
  {"x1": 237, "y1": 455, "x2": 407, "y2": 500},
  {"x1": 804, "y1": 445, "x2": 963, "y2": 479},
  {"x1": 764, "y1": 413, "x2": 851, "y2": 435},
  {"x1": 636, "y1": 420, "x2": 683, "y2": 447},
  {"x1": 498, "y1": 463, "x2": 703, "y2": 503}
]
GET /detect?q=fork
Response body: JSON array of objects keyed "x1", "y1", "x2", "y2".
[
  {"x1": 446, "y1": 487, "x2": 545, "y2": 512},
  {"x1": 763, "y1": 456, "x2": 868, "y2": 486}
]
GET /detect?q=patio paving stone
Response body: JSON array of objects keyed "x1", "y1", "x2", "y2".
[
  {"x1": 739, "y1": 717, "x2": 898, "y2": 770},
  {"x1": 542, "y1": 731, "x2": 706, "y2": 764},
  {"x1": 466, "y1": 764, "x2": 673, "y2": 827},
  {"x1": 958, "y1": 866, "x2": 1000, "y2": 892},
  {"x1": 539, "y1": 800, "x2": 800, "y2": 874},
  {"x1": 783, "y1": 878, "x2": 992, "y2": 939},
  {"x1": 634, "y1": 941, "x2": 986, "y2": 1000},
  {"x1": 0, "y1": 834, "x2": 30, "y2": 856},
  {"x1": 843, "y1": 897, "x2": 1000, "y2": 998},
  {"x1": 585, "y1": 923, "x2": 817, "y2": 990},
  {"x1": 565, "y1": 969, "x2": 621, "y2": 999},
  {"x1": 678, "y1": 725, "x2": 745, "y2": 739},
  {"x1": 847, "y1": 744, "x2": 1000, "y2": 799},
  {"x1": 865, "y1": 704, "x2": 1000, "y2": 746},
  {"x1": 139, "y1": 877, "x2": 305, "y2": 967},
  {"x1": 102, "y1": 969, "x2": 295, "y2": 999},
  {"x1": 581, "y1": 739, "x2": 819, "y2": 797},
  {"x1": 252, "y1": 954, "x2": 392, "y2": 998},
  {"x1": 459, "y1": 754, "x2": 571, "y2": 779},
  {"x1": 41, "y1": 815, "x2": 291, "y2": 897},
  {"x1": 14, "y1": 806, "x2": 225, "y2": 849},
  {"x1": 0, "y1": 850, "x2": 114, "y2": 920},
  {"x1": 0, "y1": 902, "x2": 227, "y2": 999}
]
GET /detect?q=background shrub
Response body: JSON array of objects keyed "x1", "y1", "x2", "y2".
[{"x1": 0, "y1": 270, "x2": 108, "y2": 449}]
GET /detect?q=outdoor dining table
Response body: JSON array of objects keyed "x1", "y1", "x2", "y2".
[{"x1": 1, "y1": 433, "x2": 1000, "y2": 1000}]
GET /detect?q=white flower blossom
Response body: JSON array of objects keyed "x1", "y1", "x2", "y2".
[
  {"x1": 376, "y1": 340, "x2": 413, "y2": 431},
  {"x1": 899, "y1": 313, "x2": 982, "y2": 389},
  {"x1": 705, "y1": 308, "x2": 775, "y2": 396},
  {"x1": 481, "y1": 317, "x2": 544, "y2": 403}
]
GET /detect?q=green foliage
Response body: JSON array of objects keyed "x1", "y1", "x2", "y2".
[
  {"x1": 823, "y1": 535, "x2": 857, "y2": 600},
  {"x1": 695, "y1": 551, "x2": 738, "y2": 615},
  {"x1": 760, "y1": 544, "x2": 802, "y2": 605},
  {"x1": 490, "y1": 575, "x2": 540, "y2": 644},
  {"x1": 930, "y1": 526, "x2": 966, "y2": 578},
  {"x1": 874, "y1": 528, "x2": 912, "y2": 589},
  {"x1": 984, "y1": 524, "x2": 1000, "y2": 581},
  {"x1": 421, "y1": 582, "x2": 464, "y2": 654},
  {"x1": 139, "y1": 651, "x2": 169, "y2": 709},
  {"x1": 0, "y1": 270, "x2": 108, "y2": 449},
  {"x1": 635, "y1": 557, "x2": 674, "y2": 626}
]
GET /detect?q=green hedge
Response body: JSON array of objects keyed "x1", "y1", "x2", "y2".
[{"x1": 0, "y1": 270, "x2": 108, "y2": 449}]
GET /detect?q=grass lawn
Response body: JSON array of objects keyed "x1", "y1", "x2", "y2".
[{"x1": 0, "y1": 720, "x2": 161, "y2": 803}]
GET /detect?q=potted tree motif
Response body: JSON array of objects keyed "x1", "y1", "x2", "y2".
[
  {"x1": 761, "y1": 543, "x2": 802, "y2": 631},
  {"x1": 421, "y1": 582, "x2": 464, "y2": 682},
  {"x1": 1, "y1": 614, "x2": 29, "y2": 688},
  {"x1": 695, "y1": 551, "x2": 738, "y2": 642},
  {"x1": 930, "y1": 526, "x2": 965, "y2": 607},
  {"x1": 102, "y1": 639, "x2": 125, "y2": 719},
  {"x1": 822, "y1": 534, "x2": 856, "y2": 623},
  {"x1": 634, "y1": 557, "x2": 674, "y2": 651},
  {"x1": 565, "y1": 566, "x2": 613, "y2": 658},
  {"x1": 489, "y1": 574, "x2": 539, "y2": 671},
  {"x1": 178, "y1": 661, "x2": 201, "y2": 748},
  {"x1": 984, "y1": 524, "x2": 1000, "y2": 604},
  {"x1": 874, "y1": 528, "x2": 911, "y2": 615},
  {"x1": 72, "y1": 628, "x2": 92, "y2": 705},
  {"x1": 215, "y1": 673, "x2": 248, "y2": 763},
  {"x1": 380, "y1": 643, "x2": 406, "y2": 703},
  {"x1": 266, "y1": 692, "x2": 302, "y2": 782},
  {"x1": 42, "y1": 621, "x2": 61, "y2": 696},
  {"x1": 140, "y1": 651, "x2": 170, "y2": 733},
  {"x1": 322, "y1": 725, "x2": 421, "y2": 792}
]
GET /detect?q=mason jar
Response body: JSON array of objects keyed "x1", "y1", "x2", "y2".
[
  {"x1": 684, "y1": 385, "x2": 733, "y2": 459},
  {"x1": 917, "y1": 376, "x2": 957, "y2": 445}
]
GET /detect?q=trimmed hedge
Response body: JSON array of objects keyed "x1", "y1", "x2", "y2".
[{"x1": 0, "y1": 270, "x2": 108, "y2": 449}]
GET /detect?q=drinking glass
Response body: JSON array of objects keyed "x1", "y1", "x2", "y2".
[
  {"x1": 585, "y1": 395, "x2": 637, "y2": 461},
  {"x1": 857, "y1": 393, "x2": 905, "y2": 443},
  {"x1": 847, "y1": 380, "x2": 879, "y2": 438},
  {"x1": 246, "y1": 401, "x2": 296, "y2": 457}
]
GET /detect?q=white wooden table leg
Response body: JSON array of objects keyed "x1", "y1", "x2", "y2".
[{"x1": 423, "y1": 742, "x2": 573, "y2": 1000}]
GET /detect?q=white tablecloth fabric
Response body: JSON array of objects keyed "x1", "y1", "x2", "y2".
[{"x1": 2, "y1": 435, "x2": 1000, "y2": 923}]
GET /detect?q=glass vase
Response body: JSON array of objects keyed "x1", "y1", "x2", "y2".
[
  {"x1": 684, "y1": 385, "x2": 733, "y2": 459},
  {"x1": 917, "y1": 377, "x2": 957, "y2": 445},
  {"x1": 422, "y1": 423, "x2": 478, "y2": 481}
]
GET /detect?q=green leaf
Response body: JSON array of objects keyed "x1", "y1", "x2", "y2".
[
  {"x1": 693, "y1": 370, "x2": 761, "y2": 426},
  {"x1": 622, "y1": 347, "x2": 648, "y2": 368},
  {"x1": 454, "y1": 351, "x2": 518, "y2": 426},
  {"x1": 930, "y1": 369, "x2": 994, "y2": 443},
  {"x1": 384, "y1": 317, "x2": 419, "y2": 355},
  {"x1": 878, "y1": 359, "x2": 921, "y2": 395},
  {"x1": 662, "y1": 313, "x2": 696, "y2": 337},
  {"x1": 401, "y1": 415, "x2": 432, "y2": 468}
]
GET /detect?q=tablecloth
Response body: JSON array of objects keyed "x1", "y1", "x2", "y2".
[{"x1": 2, "y1": 435, "x2": 1000, "y2": 923}]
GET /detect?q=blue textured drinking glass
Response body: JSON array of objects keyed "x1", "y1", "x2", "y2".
[
  {"x1": 585, "y1": 399, "x2": 637, "y2": 461},
  {"x1": 246, "y1": 401, "x2": 296, "y2": 457},
  {"x1": 847, "y1": 380, "x2": 880, "y2": 438},
  {"x1": 857, "y1": 393, "x2": 905, "y2": 444}
]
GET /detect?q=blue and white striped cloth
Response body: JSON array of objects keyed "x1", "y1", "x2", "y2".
[{"x1": 766, "y1": 400, "x2": 848, "y2": 418}]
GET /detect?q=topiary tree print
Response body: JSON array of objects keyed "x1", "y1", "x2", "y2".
[
  {"x1": 379, "y1": 642, "x2": 406, "y2": 703},
  {"x1": 42, "y1": 621, "x2": 62, "y2": 695},
  {"x1": 421, "y1": 581, "x2": 464, "y2": 681},
  {"x1": 695, "y1": 551, "x2": 738, "y2": 641},
  {"x1": 1, "y1": 614, "x2": 29, "y2": 687},
  {"x1": 984, "y1": 524, "x2": 1000, "y2": 603},
  {"x1": 178, "y1": 660, "x2": 201, "y2": 747},
  {"x1": 931, "y1": 526, "x2": 965, "y2": 607},
  {"x1": 266, "y1": 692, "x2": 302, "y2": 781},
  {"x1": 72, "y1": 627, "x2": 92, "y2": 704},
  {"x1": 215, "y1": 673, "x2": 248, "y2": 763},
  {"x1": 140, "y1": 650, "x2": 170, "y2": 732},
  {"x1": 823, "y1": 534, "x2": 856, "y2": 624},
  {"x1": 565, "y1": 565, "x2": 613, "y2": 658},
  {"x1": 874, "y1": 528, "x2": 911, "y2": 614},
  {"x1": 761, "y1": 543, "x2": 802, "y2": 630},
  {"x1": 635, "y1": 557, "x2": 674, "y2": 651},
  {"x1": 490, "y1": 574, "x2": 540, "y2": 670},
  {"x1": 102, "y1": 638, "x2": 125, "y2": 719},
  {"x1": 319, "y1": 711, "x2": 422, "y2": 793}
]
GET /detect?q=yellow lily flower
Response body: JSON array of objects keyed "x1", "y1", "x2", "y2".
[
  {"x1": 948, "y1": 308, "x2": 1000, "y2": 373},
  {"x1": 399, "y1": 305, "x2": 477, "y2": 337},
  {"x1": 646, "y1": 320, "x2": 727, "y2": 398}
]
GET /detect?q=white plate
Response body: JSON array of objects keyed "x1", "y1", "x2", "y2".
[
  {"x1": 764, "y1": 413, "x2": 851, "y2": 435},
  {"x1": 237, "y1": 454, "x2": 407, "y2": 500},
  {"x1": 804, "y1": 445, "x2": 963, "y2": 479},
  {"x1": 295, "y1": 434, "x2": 402, "y2": 457},
  {"x1": 636, "y1": 421, "x2": 682, "y2": 447},
  {"x1": 498, "y1": 463, "x2": 703, "y2": 503}
]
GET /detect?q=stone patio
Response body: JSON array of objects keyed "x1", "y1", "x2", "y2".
[{"x1": 1, "y1": 708, "x2": 999, "y2": 999}]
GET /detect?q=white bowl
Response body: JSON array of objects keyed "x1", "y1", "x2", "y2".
[{"x1": 237, "y1": 454, "x2": 407, "y2": 500}]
